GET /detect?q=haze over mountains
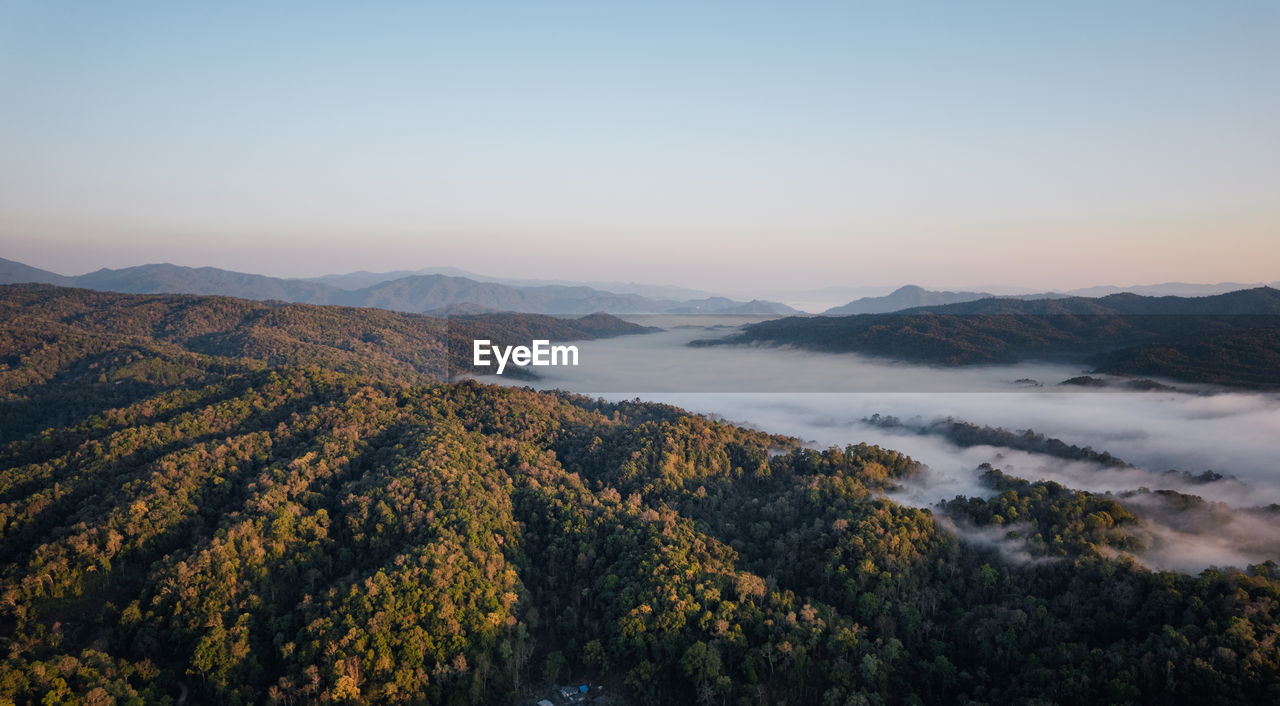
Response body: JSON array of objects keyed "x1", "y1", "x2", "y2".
[
  {"x1": 308, "y1": 266, "x2": 718, "y2": 300},
  {"x1": 821, "y1": 283, "x2": 1280, "y2": 315},
  {"x1": 820, "y1": 285, "x2": 1044, "y2": 315},
  {"x1": 893, "y1": 288, "x2": 1280, "y2": 317},
  {"x1": 5, "y1": 257, "x2": 1277, "y2": 318},
  {"x1": 0, "y1": 258, "x2": 794, "y2": 316}
]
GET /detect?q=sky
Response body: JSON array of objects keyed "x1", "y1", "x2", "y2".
[{"x1": 1, "y1": 1, "x2": 1277, "y2": 292}]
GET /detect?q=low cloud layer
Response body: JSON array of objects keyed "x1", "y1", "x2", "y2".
[{"x1": 494, "y1": 318, "x2": 1280, "y2": 572}]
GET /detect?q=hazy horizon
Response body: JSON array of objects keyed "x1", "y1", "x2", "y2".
[
  {"x1": 4, "y1": 253, "x2": 1277, "y2": 302},
  {"x1": 3, "y1": 1, "x2": 1278, "y2": 291}
]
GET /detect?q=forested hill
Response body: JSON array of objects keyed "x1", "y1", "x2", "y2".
[
  {"x1": 0, "y1": 284, "x2": 653, "y2": 441},
  {"x1": 698, "y1": 288, "x2": 1280, "y2": 385},
  {"x1": 2, "y1": 367, "x2": 1280, "y2": 704},
  {"x1": 1091, "y1": 328, "x2": 1280, "y2": 388},
  {"x1": 4, "y1": 287, "x2": 1280, "y2": 704}
]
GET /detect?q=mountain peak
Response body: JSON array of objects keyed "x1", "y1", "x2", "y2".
[{"x1": 823, "y1": 285, "x2": 993, "y2": 315}]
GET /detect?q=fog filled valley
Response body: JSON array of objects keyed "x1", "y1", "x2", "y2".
[
  {"x1": 502, "y1": 317, "x2": 1280, "y2": 574},
  {"x1": 641, "y1": 391, "x2": 1280, "y2": 573}
]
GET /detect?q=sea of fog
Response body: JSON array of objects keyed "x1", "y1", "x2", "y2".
[{"x1": 478, "y1": 316, "x2": 1280, "y2": 572}]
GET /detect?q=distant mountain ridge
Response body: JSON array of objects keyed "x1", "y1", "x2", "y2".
[
  {"x1": 698, "y1": 287, "x2": 1280, "y2": 387},
  {"x1": 812, "y1": 282, "x2": 1280, "y2": 315},
  {"x1": 7, "y1": 257, "x2": 1276, "y2": 317},
  {"x1": 74, "y1": 262, "x2": 342, "y2": 303},
  {"x1": 1064, "y1": 281, "x2": 1280, "y2": 298},
  {"x1": 306, "y1": 266, "x2": 719, "y2": 300},
  {"x1": 0, "y1": 258, "x2": 73, "y2": 286},
  {"x1": 823, "y1": 285, "x2": 997, "y2": 314},
  {"x1": 818, "y1": 283, "x2": 1273, "y2": 316},
  {"x1": 897, "y1": 288, "x2": 1280, "y2": 317},
  {"x1": 0, "y1": 258, "x2": 796, "y2": 316}
]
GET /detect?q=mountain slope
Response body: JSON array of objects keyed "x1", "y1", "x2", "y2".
[
  {"x1": 0, "y1": 258, "x2": 795, "y2": 315},
  {"x1": 1094, "y1": 328, "x2": 1280, "y2": 387},
  {"x1": 2, "y1": 317, "x2": 1280, "y2": 703},
  {"x1": 336, "y1": 274, "x2": 551, "y2": 313},
  {"x1": 0, "y1": 257, "x2": 71, "y2": 286},
  {"x1": 0, "y1": 284, "x2": 654, "y2": 440},
  {"x1": 698, "y1": 288, "x2": 1280, "y2": 384},
  {"x1": 72, "y1": 263, "x2": 344, "y2": 303}
]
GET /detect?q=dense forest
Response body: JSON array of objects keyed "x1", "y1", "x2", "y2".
[
  {"x1": 1092, "y1": 328, "x2": 1280, "y2": 388},
  {"x1": 0, "y1": 284, "x2": 654, "y2": 441},
  {"x1": 696, "y1": 288, "x2": 1280, "y2": 388},
  {"x1": 3, "y1": 286, "x2": 1280, "y2": 704}
]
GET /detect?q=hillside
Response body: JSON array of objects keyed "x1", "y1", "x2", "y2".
[
  {"x1": 1094, "y1": 328, "x2": 1280, "y2": 388},
  {"x1": 2, "y1": 298, "x2": 1280, "y2": 703},
  {"x1": 0, "y1": 285, "x2": 653, "y2": 441},
  {"x1": 699, "y1": 288, "x2": 1280, "y2": 385}
]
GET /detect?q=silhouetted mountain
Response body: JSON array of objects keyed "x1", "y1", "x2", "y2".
[
  {"x1": 1065, "y1": 281, "x2": 1280, "y2": 297},
  {"x1": 73, "y1": 263, "x2": 343, "y2": 303},
  {"x1": 0, "y1": 257, "x2": 72, "y2": 286},
  {"x1": 305, "y1": 267, "x2": 722, "y2": 299},
  {"x1": 823, "y1": 285, "x2": 994, "y2": 315},
  {"x1": 0, "y1": 259, "x2": 795, "y2": 316}
]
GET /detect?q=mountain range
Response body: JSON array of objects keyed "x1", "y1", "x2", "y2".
[
  {"x1": 0, "y1": 258, "x2": 796, "y2": 316},
  {"x1": 306, "y1": 266, "x2": 719, "y2": 300},
  {"x1": 819, "y1": 283, "x2": 1280, "y2": 315},
  {"x1": 822, "y1": 285, "x2": 1009, "y2": 315},
  {"x1": 699, "y1": 287, "x2": 1280, "y2": 387},
  {"x1": 894, "y1": 288, "x2": 1280, "y2": 316},
  {"x1": 6, "y1": 257, "x2": 1276, "y2": 317}
]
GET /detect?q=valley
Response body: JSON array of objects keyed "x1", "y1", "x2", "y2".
[{"x1": 2, "y1": 285, "x2": 1278, "y2": 704}]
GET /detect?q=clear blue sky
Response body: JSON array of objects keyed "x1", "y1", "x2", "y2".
[{"x1": 1, "y1": 1, "x2": 1277, "y2": 291}]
